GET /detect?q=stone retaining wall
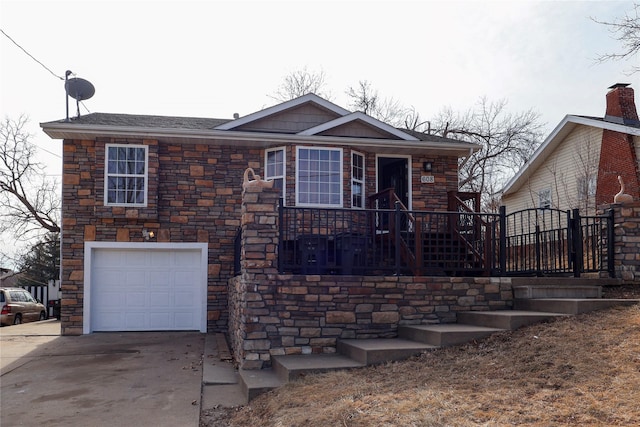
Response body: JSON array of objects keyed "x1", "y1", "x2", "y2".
[{"x1": 229, "y1": 182, "x2": 513, "y2": 369}]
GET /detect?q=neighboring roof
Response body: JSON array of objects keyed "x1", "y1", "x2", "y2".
[
  {"x1": 41, "y1": 94, "x2": 480, "y2": 156},
  {"x1": 502, "y1": 114, "x2": 640, "y2": 197}
]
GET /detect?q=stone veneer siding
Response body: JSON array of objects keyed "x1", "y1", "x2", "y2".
[
  {"x1": 229, "y1": 182, "x2": 513, "y2": 369},
  {"x1": 609, "y1": 201, "x2": 640, "y2": 283},
  {"x1": 60, "y1": 135, "x2": 464, "y2": 337},
  {"x1": 60, "y1": 137, "x2": 260, "y2": 335}
]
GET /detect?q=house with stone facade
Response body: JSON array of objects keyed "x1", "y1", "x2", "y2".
[
  {"x1": 502, "y1": 84, "x2": 640, "y2": 214},
  {"x1": 40, "y1": 93, "x2": 481, "y2": 337}
]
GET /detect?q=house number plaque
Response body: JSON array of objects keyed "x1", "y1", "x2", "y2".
[{"x1": 421, "y1": 175, "x2": 435, "y2": 184}]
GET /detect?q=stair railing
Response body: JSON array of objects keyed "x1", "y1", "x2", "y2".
[
  {"x1": 447, "y1": 191, "x2": 492, "y2": 275},
  {"x1": 368, "y1": 188, "x2": 422, "y2": 275}
]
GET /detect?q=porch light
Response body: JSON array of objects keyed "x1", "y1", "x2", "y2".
[
  {"x1": 423, "y1": 162, "x2": 433, "y2": 172},
  {"x1": 142, "y1": 229, "x2": 155, "y2": 240}
]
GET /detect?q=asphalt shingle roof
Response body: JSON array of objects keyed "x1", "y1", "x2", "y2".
[
  {"x1": 44, "y1": 113, "x2": 231, "y2": 130},
  {"x1": 44, "y1": 113, "x2": 471, "y2": 145}
]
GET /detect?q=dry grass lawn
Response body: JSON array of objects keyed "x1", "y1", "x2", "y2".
[{"x1": 209, "y1": 295, "x2": 640, "y2": 426}]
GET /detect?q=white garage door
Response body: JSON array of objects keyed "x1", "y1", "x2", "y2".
[{"x1": 89, "y1": 245, "x2": 206, "y2": 332}]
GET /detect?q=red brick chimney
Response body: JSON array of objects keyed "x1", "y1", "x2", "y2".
[
  {"x1": 596, "y1": 83, "x2": 640, "y2": 205},
  {"x1": 605, "y1": 83, "x2": 639, "y2": 125}
]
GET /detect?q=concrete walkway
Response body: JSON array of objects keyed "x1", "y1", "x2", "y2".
[{"x1": 1, "y1": 320, "x2": 213, "y2": 426}]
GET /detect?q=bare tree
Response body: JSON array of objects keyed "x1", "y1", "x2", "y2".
[
  {"x1": 0, "y1": 116, "x2": 60, "y2": 242},
  {"x1": 271, "y1": 66, "x2": 331, "y2": 101},
  {"x1": 273, "y1": 72, "x2": 544, "y2": 212},
  {"x1": 346, "y1": 80, "x2": 408, "y2": 126},
  {"x1": 594, "y1": 4, "x2": 640, "y2": 74},
  {"x1": 430, "y1": 98, "x2": 544, "y2": 210}
]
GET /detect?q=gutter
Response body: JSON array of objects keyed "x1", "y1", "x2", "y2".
[{"x1": 40, "y1": 122, "x2": 481, "y2": 155}]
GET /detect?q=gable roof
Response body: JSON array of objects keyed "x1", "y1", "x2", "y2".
[
  {"x1": 297, "y1": 111, "x2": 418, "y2": 141},
  {"x1": 215, "y1": 93, "x2": 350, "y2": 130},
  {"x1": 41, "y1": 94, "x2": 480, "y2": 156},
  {"x1": 501, "y1": 115, "x2": 640, "y2": 197}
]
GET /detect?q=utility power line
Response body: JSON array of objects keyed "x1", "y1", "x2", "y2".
[{"x1": 0, "y1": 28, "x2": 64, "y2": 81}]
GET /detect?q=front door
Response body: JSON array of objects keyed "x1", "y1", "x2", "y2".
[{"x1": 377, "y1": 156, "x2": 410, "y2": 208}]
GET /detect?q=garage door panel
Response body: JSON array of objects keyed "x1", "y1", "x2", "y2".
[
  {"x1": 125, "y1": 292, "x2": 147, "y2": 308},
  {"x1": 175, "y1": 251, "x2": 200, "y2": 266},
  {"x1": 124, "y1": 312, "x2": 146, "y2": 329},
  {"x1": 150, "y1": 251, "x2": 173, "y2": 267},
  {"x1": 149, "y1": 271, "x2": 171, "y2": 286},
  {"x1": 93, "y1": 269, "x2": 123, "y2": 286},
  {"x1": 125, "y1": 271, "x2": 147, "y2": 286},
  {"x1": 98, "y1": 291, "x2": 125, "y2": 308},
  {"x1": 174, "y1": 270, "x2": 198, "y2": 286},
  {"x1": 96, "y1": 312, "x2": 123, "y2": 330},
  {"x1": 124, "y1": 251, "x2": 147, "y2": 266},
  {"x1": 148, "y1": 313, "x2": 172, "y2": 329},
  {"x1": 90, "y1": 247, "x2": 204, "y2": 332},
  {"x1": 149, "y1": 291, "x2": 171, "y2": 307},
  {"x1": 174, "y1": 312, "x2": 196, "y2": 328},
  {"x1": 174, "y1": 292, "x2": 195, "y2": 307},
  {"x1": 95, "y1": 250, "x2": 123, "y2": 266}
]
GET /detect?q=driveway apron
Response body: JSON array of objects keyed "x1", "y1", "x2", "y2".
[{"x1": 1, "y1": 321, "x2": 204, "y2": 427}]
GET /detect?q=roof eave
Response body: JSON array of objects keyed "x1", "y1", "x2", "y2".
[
  {"x1": 501, "y1": 115, "x2": 640, "y2": 197},
  {"x1": 40, "y1": 122, "x2": 480, "y2": 156}
]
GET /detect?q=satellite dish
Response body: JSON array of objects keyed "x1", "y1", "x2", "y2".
[
  {"x1": 64, "y1": 73, "x2": 95, "y2": 121},
  {"x1": 65, "y1": 77, "x2": 95, "y2": 101}
]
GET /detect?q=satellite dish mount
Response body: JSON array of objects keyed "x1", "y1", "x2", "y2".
[{"x1": 64, "y1": 70, "x2": 95, "y2": 121}]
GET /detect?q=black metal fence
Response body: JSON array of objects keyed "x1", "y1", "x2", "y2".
[
  {"x1": 274, "y1": 205, "x2": 613, "y2": 277},
  {"x1": 277, "y1": 203, "x2": 499, "y2": 276},
  {"x1": 499, "y1": 207, "x2": 614, "y2": 277},
  {"x1": 233, "y1": 203, "x2": 614, "y2": 278}
]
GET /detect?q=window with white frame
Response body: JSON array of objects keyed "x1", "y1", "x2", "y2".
[
  {"x1": 351, "y1": 151, "x2": 365, "y2": 208},
  {"x1": 296, "y1": 147, "x2": 343, "y2": 207},
  {"x1": 265, "y1": 147, "x2": 286, "y2": 200},
  {"x1": 577, "y1": 175, "x2": 596, "y2": 201},
  {"x1": 105, "y1": 144, "x2": 148, "y2": 206},
  {"x1": 538, "y1": 187, "x2": 551, "y2": 209}
]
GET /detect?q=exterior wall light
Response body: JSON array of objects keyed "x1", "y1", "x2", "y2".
[
  {"x1": 423, "y1": 162, "x2": 433, "y2": 172},
  {"x1": 142, "y1": 229, "x2": 155, "y2": 240}
]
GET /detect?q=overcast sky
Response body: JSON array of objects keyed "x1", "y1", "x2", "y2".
[{"x1": 1, "y1": 0, "x2": 639, "y2": 262}]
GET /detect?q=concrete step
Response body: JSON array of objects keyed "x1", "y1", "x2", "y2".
[
  {"x1": 272, "y1": 353, "x2": 365, "y2": 382},
  {"x1": 457, "y1": 310, "x2": 568, "y2": 330},
  {"x1": 337, "y1": 338, "x2": 437, "y2": 365},
  {"x1": 398, "y1": 323, "x2": 504, "y2": 347},
  {"x1": 238, "y1": 368, "x2": 285, "y2": 402},
  {"x1": 514, "y1": 298, "x2": 640, "y2": 314},
  {"x1": 513, "y1": 284, "x2": 602, "y2": 299}
]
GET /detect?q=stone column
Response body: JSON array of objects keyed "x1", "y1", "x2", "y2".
[
  {"x1": 228, "y1": 182, "x2": 280, "y2": 369},
  {"x1": 609, "y1": 202, "x2": 640, "y2": 283}
]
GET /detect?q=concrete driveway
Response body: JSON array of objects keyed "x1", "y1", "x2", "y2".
[{"x1": 1, "y1": 320, "x2": 205, "y2": 426}]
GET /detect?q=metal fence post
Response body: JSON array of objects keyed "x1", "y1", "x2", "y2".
[
  {"x1": 395, "y1": 201, "x2": 401, "y2": 275},
  {"x1": 499, "y1": 205, "x2": 507, "y2": 276},
  {"x1": 278, "y1": 198, "x2": 284, "y2": 273},
  {"x1": 571, "y1": 208, "x2": 582, "y2": 278},
  {"x1": 607, "y1": 208, "x2": 615, "y2": 278}
]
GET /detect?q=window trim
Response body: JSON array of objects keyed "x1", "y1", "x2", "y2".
[
  {"x1": 295, "y1": 146, "x2": 344, "y2": 208},
  {"x1": 351, "y1": 150, "x2": 365, "y2": 209},
  {"x1": 538, "y1": 187, "x2": 552, "y2": 209},
  {"x1": 577, "y1": 175, "x2": 596, "y2": 201},
  {"x1": 104, "y1": 143, "x2": 149, "y2": 207},
  {"x1": 265, "y1": 146, "x2": 286, "y2": 203}
]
